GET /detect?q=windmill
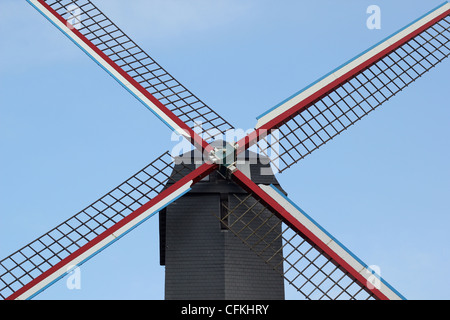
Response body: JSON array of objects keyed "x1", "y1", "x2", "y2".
[{"x1": 1, "y1": 0, "x2": 449, "y2": 300}]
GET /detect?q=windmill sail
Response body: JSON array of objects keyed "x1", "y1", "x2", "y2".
[
  {"x1": 0, "y1": 152, "x2": 216, "y2": 300},
  {"x1": 229, "y1": 169, "x2": 404, "y2": 300},
  {"x1": 26, "y1": 0, "x2": 233, "y2": 146},
  {"x1": 251, "y1": 2, "x2": 450, "y2": 173}
]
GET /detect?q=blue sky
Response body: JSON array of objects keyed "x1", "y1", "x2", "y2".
[{"x1": 0, "y1": 0, "x2": 449, "y2": 300}]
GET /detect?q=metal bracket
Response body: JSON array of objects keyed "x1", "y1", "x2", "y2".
[{"x1": 207, "y1": 142, "x2": 238, "y2": 178}]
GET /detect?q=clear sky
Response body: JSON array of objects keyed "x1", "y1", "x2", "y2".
[{"x1": 0, "y1": 0, "x2": 449, "y2": 300}]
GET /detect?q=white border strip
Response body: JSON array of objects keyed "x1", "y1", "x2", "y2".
[
  {"x1": 27, "y1": 0, "x2": 187, "y2": 137},
  {"x1": 15, "y1": 181, "x2": 192, "y2": 300},
  {"x1": 255, "y1": 2, "x2": 450, "y2": 129},
  {"x1": 260, "y1": 184, "x2": 405, "y2": 300}
]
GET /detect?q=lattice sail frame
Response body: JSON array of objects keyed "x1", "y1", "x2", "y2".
[
  {"x1": 227, "y1": 170, "x2": 404, "y2": 300},
  {"x1": 251, "y1": 5, "x2": 450, "y2": 172},
  {"x1": 0, "y1": 152, "x2": 216, "y2": 300},
  {"x1": 28, "y1": 0, "x2": 233, "y2": 146},
  {"x1": 0, "y1": 152, "x2": 175, "y2": 299},
  {"x1": 2, "y1": 1, "x2": 449, "y2": 300},
  {"x1": 217, "y1": 193, "x2": 377, "y2": 300}
]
